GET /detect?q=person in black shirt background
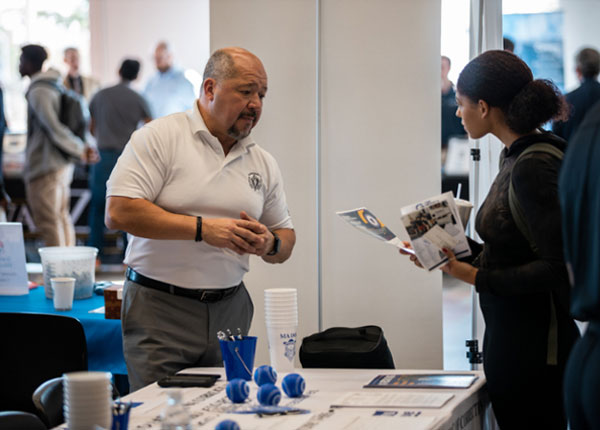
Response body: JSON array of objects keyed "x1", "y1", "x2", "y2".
[
  {"x1": 559, "y1": 99, "x2": 600, "y2": 430},
  {"x1": 553, "y1": 47, "x2": 600, "y2": 142}
]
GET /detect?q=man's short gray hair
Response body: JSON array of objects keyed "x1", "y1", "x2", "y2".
[{"x1": 203, "y1": 49, "x2": 238, "y2": 83}]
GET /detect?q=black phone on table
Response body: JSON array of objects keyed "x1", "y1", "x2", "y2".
[{"x1": 157, "y1": 373, "x2": 221, "y2": 388}]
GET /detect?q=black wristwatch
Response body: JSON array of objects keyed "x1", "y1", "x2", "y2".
[
  {"x1": 267, "y1": 231, "x2": 281, "y2": 256},
  {"x1": 195, "y1": 216, "x2": 203, "y2": 242}
]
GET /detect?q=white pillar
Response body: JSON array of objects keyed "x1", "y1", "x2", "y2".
[
  {"x1": 468, "y1": 0, "x2": 503, "y2": 369},
  {"x1": 319, "y1": 0, "x2": 443, "y2": 369}
]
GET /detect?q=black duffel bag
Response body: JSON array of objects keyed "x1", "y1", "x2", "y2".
[{"x1": 299, "y1": 325, "x2": 395, "y2": 369}]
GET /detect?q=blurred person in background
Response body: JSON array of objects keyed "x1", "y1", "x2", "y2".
[
  {"x1": 87, "y1": 59, "x2": 151, "y2": 263},
  {"x1": 0, "y1": 83, "x2": 10, "y2": 218},
  {"x1": 143, "y1": 41, "x2": 195, "y2": 119},
  {"x1": 553, "y1": 47, "x2": 600, "y2": 141},
  {"x1": 19, "y1": 44, "x2": 98, "y2": 246},
  {"x1": 63, "y1": 47, "x2": 100, "y2": 101},
  {"x1": 441, "y1": 55, "x2": 466, "y2": 165},
  {"x1": 503, "y1": 36, "x2": 515, "y2": 53}
]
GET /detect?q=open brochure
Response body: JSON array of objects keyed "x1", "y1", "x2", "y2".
[
  {"x1": 336, "y1": 208, "x2": 415, "y2": 255},
  {"x1": 400, "y1": 191, "x2": 471, "y2": 271}
]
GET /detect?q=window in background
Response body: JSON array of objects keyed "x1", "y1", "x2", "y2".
[
  {"x1": 503, "y1": 0, "x2": 564, "y2": 91},
  {"x1": 441, "y1": 0, "x2": 470, "y2": 87},
  {"x1": 0, "y1": 0, "x2": 90, "y2": 133}
]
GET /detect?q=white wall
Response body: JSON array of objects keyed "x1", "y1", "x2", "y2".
[
  {"x1": 319, "y1": 0, "x2": 443, "y2": 368},
  {"x1": 211, "y1": 0, "x2": 443, "y2": 369},
  {"x1": 210, "y1": 0, "x2": 319, "y2": 367},
  {"x1": 560, "y1": 0, "x2": 600, "y2": 91},
  {"x1": 89, "y1": 0, "x2": 210, "y2": 91}
]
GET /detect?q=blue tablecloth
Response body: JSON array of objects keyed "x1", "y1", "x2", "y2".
[{"x1": 0, "y1": 286, "x2": 126, "y2": 375}]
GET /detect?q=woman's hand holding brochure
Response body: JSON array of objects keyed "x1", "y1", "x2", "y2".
[
  {"x1": 399, "y1": 241, "x2": 423, "y2": 268},
  {"x1": 439, "y1": 248, "x2": 478, "y2": 285}
]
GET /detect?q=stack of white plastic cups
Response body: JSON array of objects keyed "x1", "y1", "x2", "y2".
[
  {"x1": 264, "y1": 288, "x2": 298, "y2": 373},
  {"x1": 63, "y1": 371, "x2": 112, "y2": 430}
]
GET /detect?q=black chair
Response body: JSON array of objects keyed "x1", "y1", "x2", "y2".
[
  {"x1": 32, "y1": 376, "x2": 120, "y2": 428},
  {"x1": 0, "y1": 411, "x2": 47, "y2": 430},
  {"x1": 31, "y1": 378, "x2": 63, "y2": 429},
  {"x1": 0, "y1": 313, "x2": 87, "y2": 414}
]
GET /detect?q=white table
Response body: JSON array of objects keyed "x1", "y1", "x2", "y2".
[{"x1": 56, "y1": 368, "x2": 497, "y2": 430}]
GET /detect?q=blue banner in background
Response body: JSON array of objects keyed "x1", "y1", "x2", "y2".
[{"x1": 504, "y1": 12, "x2": 565, "y2": 93}]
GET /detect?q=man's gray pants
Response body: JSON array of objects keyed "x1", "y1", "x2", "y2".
[{"x1": 121, "y1": 280, "x2": 254, "y2": 392}]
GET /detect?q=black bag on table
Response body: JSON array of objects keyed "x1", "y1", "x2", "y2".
[{"x1": 299, "y1": 325, "x2": 395, "y2": 369}]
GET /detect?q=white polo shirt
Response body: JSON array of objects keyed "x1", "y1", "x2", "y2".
[{"x1": 107, "y1": 102, "x2": 293, "y2": 289}]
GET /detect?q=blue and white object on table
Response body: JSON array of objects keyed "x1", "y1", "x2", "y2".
[
  {"x1": 226, "y1": 378, "x2": 249, "y2": 403},
  {"x1": 282, "y1": 373, "x2": 306, "y2": 398},
  {"x1": 257, "y1": 383, "x2": 281, "y2": 406},
  {"x1": 253, "y1": 364, "x2": 277, "y2": 386},
  {"x1": 215, "y1": 419, "x2": 240, "y2": 430}
]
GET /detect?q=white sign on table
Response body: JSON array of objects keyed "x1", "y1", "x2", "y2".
[{"x1": 0, "y1": 222, "x2": 29, "y2": 295}]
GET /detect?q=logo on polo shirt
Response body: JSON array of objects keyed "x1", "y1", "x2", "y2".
[{"x1": 248, "y1": 172, "x2": 263, "y2": 191}]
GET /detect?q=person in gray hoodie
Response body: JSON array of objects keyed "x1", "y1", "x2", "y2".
[{"x1": 19, "y1": 44, "x2": 98, "y2": 246}]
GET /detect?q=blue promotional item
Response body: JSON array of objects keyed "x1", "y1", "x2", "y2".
[
  {"x1": 226, "y1": 379, "x2": 250, "y2": 403},
  {"x1": 282, "y1": 373, "x2": 306, "y2": 398},
  {"x1": 253, "y1": 365, "x2": 277, "y2": 386},
  {"x1": 257, "y1": 383, "x2": 281, "y2": 406},
  {"x1": 215, "y1": 419, "x2": 240, "y2": 430}
]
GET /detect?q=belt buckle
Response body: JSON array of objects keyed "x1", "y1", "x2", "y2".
[{"x1": 199, "y1": 290, "x2": 222, "y2": 303}]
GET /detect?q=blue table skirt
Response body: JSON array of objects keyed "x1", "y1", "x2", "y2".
[{"x1": 0, "y1": 286, "x2": 127, "y2": 375}]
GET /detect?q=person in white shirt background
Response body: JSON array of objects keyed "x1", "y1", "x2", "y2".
[{"x1": 142, "y1": 41, "x2": 196, "y2": 119}]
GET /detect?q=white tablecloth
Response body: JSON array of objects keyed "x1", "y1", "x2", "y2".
[{"x1": 55, "y1": 368, "x2": 497, "y2": 429}]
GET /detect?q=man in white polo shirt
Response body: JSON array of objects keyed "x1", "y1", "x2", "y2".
[{"x1": 106, "y1": 47, "x2": 296, "y2": 391}]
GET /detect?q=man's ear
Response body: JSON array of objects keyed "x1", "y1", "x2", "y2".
[
  {"x1": 202, "y1": 78, "x2": 216, "y2": 101},
  {"x1": 478, "y1": 99, "x2": 490, "y2": 119}
]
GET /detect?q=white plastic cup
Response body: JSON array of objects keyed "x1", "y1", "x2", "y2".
[
  {"x1": 63, "y1": 371, "x2": 112, "y2": 430},
  {"x1": 454, "y1": 199, "x2": 473, "y2": 229},
  {"x1": 266, "y1": 325, "x2": 298, "y2": 373},
  {"x1": 51, "y1": 277, "x2": 75, "y2": 311}
]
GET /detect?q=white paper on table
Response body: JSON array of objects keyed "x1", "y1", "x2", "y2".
[
  {"x1": 326, "y1": 415, "x2": 436, "y2": 430},
  {"x1": 89, "y1": 306, "x2": 105, "y2": 314},
  {"x1": 331, "y1": 391, "x2": 454, "y2": 409},
  {"x1": 0, "y1": 222, "x2": 29, "y2": 295}
]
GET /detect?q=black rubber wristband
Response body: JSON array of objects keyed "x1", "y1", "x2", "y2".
[{"x1": 195, "y1": 216, "x2": 203, "y2": 242}]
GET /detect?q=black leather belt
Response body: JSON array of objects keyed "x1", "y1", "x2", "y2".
[{"x1": 126, "y1": 267, "x2": 240, "y2": 303}]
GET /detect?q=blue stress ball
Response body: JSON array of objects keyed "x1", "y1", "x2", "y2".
[
  {"x1": 226, "y1": 378, "x2": 249, "y2": 403},
  {"x1": 257, "y1": 383, "x2": 281, "y2": 406},
  {"x1": 253, "y1": 364, "x2": 277, "y2": 386},
  {"x1": 215, "y1": 419, "x2": 240, "y2": 430},
  {"x1": 282, "y1": 373, "x2": 306, "y2": 398}
]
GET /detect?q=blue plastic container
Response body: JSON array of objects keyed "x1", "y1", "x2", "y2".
[{"x1": 219, "y1": 336, "x2": 257, "y2": 381}]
